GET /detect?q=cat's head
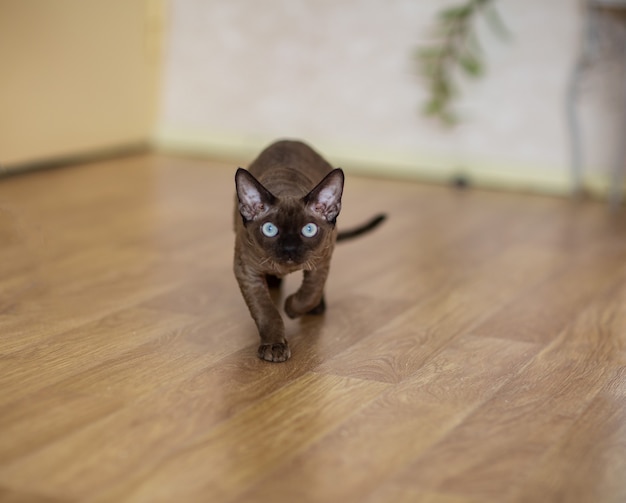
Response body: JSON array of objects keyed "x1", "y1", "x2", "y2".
[{"x1": 235, "y1": 168, "x2": 344, "y2": 268}]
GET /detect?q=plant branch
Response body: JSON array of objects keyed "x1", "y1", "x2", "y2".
[{"x1": 417, "y1": 0, "x2": 506, "y2": 126}]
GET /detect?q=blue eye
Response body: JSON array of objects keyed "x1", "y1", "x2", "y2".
[
  {"x1": 301, "y1": 223, "x2": 318, "y2": 238},
  {"x1": 261, "y1": 222, "x2": 278, "y2": 237}
]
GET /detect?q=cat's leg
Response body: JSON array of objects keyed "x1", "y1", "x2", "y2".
[
  {"x1": 284, "y1": 263, "x2": 329, "y2": 319},
  {"x1": 234, "y1": 263, "x2": 290, "y2": 362},
  {"x1": 306, "y1": 295, "x2": 326, "y2": 315}
]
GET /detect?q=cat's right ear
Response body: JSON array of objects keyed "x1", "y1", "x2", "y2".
[{"x1": 235, "y1": 168, "x2": 276, "y2": 222}]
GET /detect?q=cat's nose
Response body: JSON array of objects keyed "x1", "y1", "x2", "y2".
[
  {"x1": 280, "y1": 240, "x2": 300, "y2": 262},
  {"x1": 281, "y1": 235, "x2": 299, "y2": 253},
  {"x1": 282, "y1": 245, "x2": 298, "y2": 260}
]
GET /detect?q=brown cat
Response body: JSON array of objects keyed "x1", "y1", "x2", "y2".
[{"x1": 234, "y1": 140, "x2": 385, "y2": 362}]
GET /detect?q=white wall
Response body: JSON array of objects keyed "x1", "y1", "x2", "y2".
[{"x1": 156, "y1": 0, "x2": 618, "y2": 195}]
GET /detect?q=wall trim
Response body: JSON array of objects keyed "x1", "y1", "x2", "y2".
[{"x1": 153, "y1": 126, "x2": 619, "y2": 200}]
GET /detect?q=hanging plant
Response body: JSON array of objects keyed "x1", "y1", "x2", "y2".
[{"x1": 417, "y1": 0, "x2": 508, "y2": 125}]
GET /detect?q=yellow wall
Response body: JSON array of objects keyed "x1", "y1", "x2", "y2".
[{"x1": 0, "y1": 0, "x2": 163, "y2": 167}]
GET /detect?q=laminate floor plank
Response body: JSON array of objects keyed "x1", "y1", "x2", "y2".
[
  {"x1": 376, "y1": 275, "x2": 626, "y2": 501},
  {"x1": 92, "y1": 373, "x2": 388, "y2": 503},
  {"x1": 233, "y1": 335, "x2": 538, "y2": 503},
  {"x1": 0, "y1": 307, "x2": 197, "y2": 404},
  {"x1": 508, "y1": 376, "x2": 626, "y2": 503},
  {"x1": 471, "y1": 247, "x2": 626, "y2": 345},
  {"x1": 0, "y1": 153, "x2": 624, "y2": 503},
  {"x1": 0, "y1": 390, "x2": 123, "y2": 466},
  {"x1": 0, "y1": 373, "x2": 389, "y2": 503},
  {"x1": 0, "y1": 297, "x2": 408, "y2": 501},
  {"x1": 317, "y1": 244, "x2": 564, "y2": 383},
  {"x1": 0, "y1": 487, "x2": 71, "y2": 503}
]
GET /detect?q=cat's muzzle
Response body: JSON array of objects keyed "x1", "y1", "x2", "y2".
[{"x1": 280, "y1": 244, "x2": 303, "y2": 264}]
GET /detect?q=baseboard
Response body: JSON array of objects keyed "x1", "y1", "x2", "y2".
[
  {"x1": 153, "y1": 127, "x2": 620, "y2": 200},
  {"x1": 0, "y1": 142, "x2": 151, "y2": 179}
]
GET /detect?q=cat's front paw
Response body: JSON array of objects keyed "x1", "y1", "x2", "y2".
[
  {"x1": 307, "y1": 296, "x2": 326, "y2": 315},
  {"x1": 257, "y1": 342, "x2": 291, "y2": 362}
]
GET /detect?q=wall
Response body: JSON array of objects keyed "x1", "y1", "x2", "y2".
[
  {"x1": 0, "y1": 0, "x2": 163, "y2": 168},
  {"x1": 156, "y1": 0, "x2": 619, "y2": 195}
]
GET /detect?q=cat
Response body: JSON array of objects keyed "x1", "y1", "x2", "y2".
[{"x1": 234, "y1": 140, "x2": 385, "y2": 362}]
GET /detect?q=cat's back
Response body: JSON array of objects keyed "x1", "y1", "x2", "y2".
[{"x1": 248, "y1": 140, "x2": 334, "y2": 196}]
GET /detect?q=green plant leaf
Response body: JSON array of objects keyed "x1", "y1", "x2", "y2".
[
  {"x1": 440, "y1": 5, "x2": 472, "y2": 21},
  {"x1": 459, "y1": 54, "x2": 483, "y2": 77}
]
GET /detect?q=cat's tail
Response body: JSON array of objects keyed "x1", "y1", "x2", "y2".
[{"x1": 337, "y1": 214, "x2": 387, "y2": 242}]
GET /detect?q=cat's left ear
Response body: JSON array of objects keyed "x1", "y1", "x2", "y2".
[{"x1": 304, "y1": 168, "x2": 344, "y2": 223}]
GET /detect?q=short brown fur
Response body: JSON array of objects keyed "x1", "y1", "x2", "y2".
[{"x1": 233, "y1": 140, "x2": 383, "y2": 362}]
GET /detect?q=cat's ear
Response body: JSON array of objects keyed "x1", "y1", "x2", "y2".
[
  {"x1": 235, "y1": 168, "x2": 276, "y2": 222},
  {"x1": 304, "y1": 168, "x2": 344, "y2": 223}
]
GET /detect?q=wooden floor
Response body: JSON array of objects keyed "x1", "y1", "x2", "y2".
[{"x1": 0, "y1": 153, "x2": 625, "y2": 503}]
